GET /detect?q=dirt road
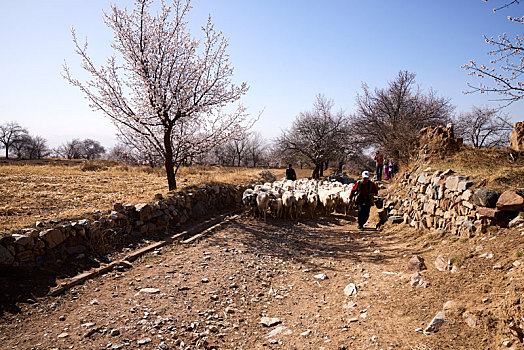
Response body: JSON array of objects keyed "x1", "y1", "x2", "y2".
[{"x1": 0, "y1": 214, "x2": 519, "y2": 349}]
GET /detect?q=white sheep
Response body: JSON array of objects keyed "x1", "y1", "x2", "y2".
[{"x1": 256, "y1": 191, "x2": 271, "y2": 221}]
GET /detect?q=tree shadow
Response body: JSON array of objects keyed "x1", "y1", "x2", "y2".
[{"x1": 211, "y1": 216, "x2": 405, "y2": 272}]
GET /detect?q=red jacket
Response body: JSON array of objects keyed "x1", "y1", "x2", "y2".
[{"x1": 374, "y1": 154, "x2": 383, "y2": 166}]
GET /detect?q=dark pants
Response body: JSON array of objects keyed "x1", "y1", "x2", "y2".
[
  {"x1": 357, "y1": 201, "x2": 371, "y2": 227},
  {"x1": 376, "y1": 166, "x2": 382, "y2": 181}
]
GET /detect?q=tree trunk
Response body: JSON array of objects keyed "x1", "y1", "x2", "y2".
[
  {"x1": 312, "y1": 164, "x2": 320, "y2": 179},
  {"x1": 164, "y1": 130, "x2": 176, "y2": 191},
  {"x1": 5, "y1": 145, "x2": 8, "y2": 159}
]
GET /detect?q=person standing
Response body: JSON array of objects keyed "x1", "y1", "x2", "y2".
[
  {"x1": 286, "y1": 163, "x2": 297, "y2": 181},
  {"x1": 383, "y1": 155, "x2": 389, "y2": 180},
  {"x1": 350, "y1": 171, "x2": 378, "y2": 229},
  {"x1": 374, "y1": 151, "x2": 383, "y2": 181}
]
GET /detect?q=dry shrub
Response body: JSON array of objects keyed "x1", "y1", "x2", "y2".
[
  {"x1": 80, "y1": 160, "x2": 109, "y2": 172},
  {"x1": 259, "y1": 170, "x2": 276, "y2": 182}
]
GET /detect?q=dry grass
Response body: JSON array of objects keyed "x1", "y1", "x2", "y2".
[
  {"x1": 417, "y1": 146, "x2": 524, "y2": 192},
  {"x1": 0, "y1": 159, "x2": 313, "y2": 234}
]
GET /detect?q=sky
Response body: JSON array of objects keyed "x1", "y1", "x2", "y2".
[{"x1": 0, "y1": 0, "x2": 523, "y2": 149}]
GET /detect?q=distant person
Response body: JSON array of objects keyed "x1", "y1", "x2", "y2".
[
  {"x1": 374, "y1": 151, "x2": 383, "y2": 181},
  {"x1": 388, "y1": 159, "x2": 394, "y2": 179},
  {"x1": 286, "y1": 163, "x2": 297, "y2": 181},
  {"x1": 350, "y1": 170, "x2": 378, "y2": 229},
  {"x1": 383, "y1": 155, "x2": 389, "y2": 180}
]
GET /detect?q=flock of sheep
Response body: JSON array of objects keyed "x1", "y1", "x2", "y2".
[{"x1": 242, "y1": 178, "x2": 357, "y2": 221}]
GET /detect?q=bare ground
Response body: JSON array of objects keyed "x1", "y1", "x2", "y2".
[{"x1": 1, "y1": 210, "x2": 523, "y2": 349}]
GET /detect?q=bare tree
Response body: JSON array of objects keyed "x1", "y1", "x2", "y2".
[
  {"x1": 55, "y1": 139, "x2": 84, "y2": 159},
  {"x1": 26, "y1": 136, "x2": 50, "y2": 159},
  {"x1": 453, "y1": 106, "x2": 513, "y2": 147},
  {"x1": 11, "y1": 134, "x2": 32, "y2": 159},
  {"x1": 245, "y1": 132, "x2": 267, "y2": 167},
  {"x1": 463, "y1": 0, "x2": 524, "y2": 104},
  {"x1": 63, "y1": 0, "x2": 251, "y2": 190},
  {"x1": 277, "y1": 94, "x2": 353, "y2": 179},
  {"x1": 0, "y1": 122, "x2": 28, "y2": 159},
  {"x1": 10, "y1": 135, "x2": 50, "y2": 159},
  {"x1": 81, "y1": 139, "x2": 106, "y2": 159},
  {"x1": 352, "y1": 70, "x2": 453, "y2": 162}
]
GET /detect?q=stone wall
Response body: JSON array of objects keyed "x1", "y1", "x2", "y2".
[
  {"x1": 383, "y1": 167, "x2": 524, "y2": 236},
  {"x1": 0, "y1": 184, "x2": 244, "y2": 267}
]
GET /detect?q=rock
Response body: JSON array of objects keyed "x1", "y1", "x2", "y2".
[
  {"x1": 434, "y1": 255, "x2": 448, "y2": 272},
  {"x1": 344, "y1": 283, "x2": 357, "y2": 296},
  {"x1": 463, "y1": 311, "x2": 478, "y2": 328},
  {"x1": 0, "y1": 245, "x2": 15, "y2": 265},
  {"x1": 424, "y1": 311, "x2": 445, "y2": 334},
  {"x1": 16, "y1": 250, "x2": 35, "y2": 263},
  {"x1": 457, "y1": 181, "x2": 474, "y2": 192},
  {"x1": 497, "y1": 191, "x2": 524, "y2": 211},
  {"x1": 445, "y1": 176, "x2": 469, "y2": 191},
  {"x1": 410, "y1": 272, "x2": 427, "y2": 288},
  {"x1": 300, "y1": 329, "x2": 311, "y2": 336},
  {"x1": 66, "y1": 245, "x2": 86, "y2": 255},
  {"x1": 388, "y1": 216, "x2": 403, "y2": 224},
  {"x1": 417, "y1": 174, "x2": 427, "y2": 184},
  {"x1": 343, "y1": 301, "x2": 357, "y2": 309},
  {"x1": 407, "y1": 255, "x2": 427, "y2": 272},
  {"x1": 140, "y1": 288, "x2": 160, "y2": 294},
  {"x1": 510, "y1": 121, "x2": 524, "y2": 151},
  {"x1": 11, "y1": 234, "x2": 32, "y2": 246},
  {"x1": 443, "y1": 300, "x2": 456, "y2": 311},
  {"x1": 479, "y1": 252, "x2": 494, "y2": 259},
  {"x1": 39, "y1": 228, "x2": 66, "y2": 249},
  {"x1": 476, "y1": 207, "x2": 500, "y2": 219},
  {"x1": 314, "y1": 273, "x2": 328, "y2": 280},
  {"x1": 137, "y1": 337, "x2": 152, "y2": 346},
  {"x1": 110, "y1": 329, "x2": 120, "y2": 336},
  {"x1": 135, "y1": 203, "x2": 153, "y2": 221},
  {"x1": 57, "y1": 332, "x2": 69, "y2": 339},
  {"x1": 508, "y1": 215, "x2": 524, "y2": 228},
  {"x1": 260, "y1": 317, "x2": 281, "y2": 327},
  {"x1": 266, "y1": 325, "x2": 291, "y2": 338},
  {"x1": 473, "y1": 189, "x2": 499, "y2": 208},
  {"x1": 89, "y1": 299, "x2": 100, "y2": 305}
]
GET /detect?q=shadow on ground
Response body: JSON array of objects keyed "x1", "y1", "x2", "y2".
[{"x1": 209, "y1": 214, "x2": 407, "y2": 271}]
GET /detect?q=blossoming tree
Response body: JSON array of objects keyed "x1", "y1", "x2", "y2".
[
  {"x1": 63, "y1": 0, "x2": 251, "y2": 190},
  {"x1": 463, "y1": 0, "x2": 524, "y2": 105}
]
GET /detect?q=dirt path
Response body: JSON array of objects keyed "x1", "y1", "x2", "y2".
[{"x1": 0, "y1": 213, "x2": 519, "y2": 349}]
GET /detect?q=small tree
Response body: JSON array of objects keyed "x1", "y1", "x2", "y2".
[
  {"x1": 277, "y1": 94, "x2": 352, "y2": 179},
  {"x1": 0, "y1": 122, "x2": 28, "y2": 159},
  {"x1": 453, "y1": 106, "x2": 513, "y2": 147},
  {"x1": 352, "y1": 70, "x2": 453, "y2": 162},
  {"x1": 64, "y1": 0, "x2": 251, "y2": 190}
]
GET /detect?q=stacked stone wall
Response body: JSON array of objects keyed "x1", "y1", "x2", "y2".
[
  {"x1": 0, "y1": 184, "x2": 244, "y2": 267},
  {"x1": 383, "y1": 167, "x2": 524, "y2": 236}
]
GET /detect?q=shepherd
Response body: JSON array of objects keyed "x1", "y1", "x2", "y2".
[
  {"x1": 286, "y1": 163, "x2": 297, "y2": 181},
  {"x1": 350, "y1": 171, "x2": 378, "y2": 229}
]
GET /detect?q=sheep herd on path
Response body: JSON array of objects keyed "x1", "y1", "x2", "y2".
[{"x1": 242, "y1": 178, "x2": 358, "y2": 221}]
